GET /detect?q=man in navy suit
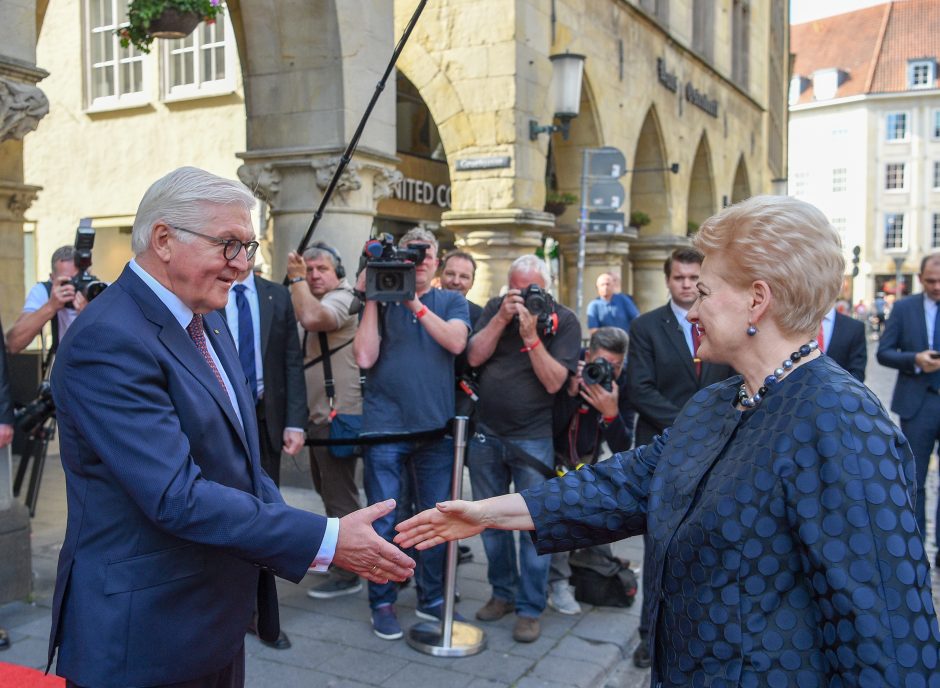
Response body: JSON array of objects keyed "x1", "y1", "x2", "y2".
[
  {"x1": 819, "y1": 306, "x2": 867, "y2": 382},
  {"x1": 877, "y1": 253, "x2": 940, "y2": 563},
  {"x1": 48, "y1": 167, "x2": 413, "y2": 688}
]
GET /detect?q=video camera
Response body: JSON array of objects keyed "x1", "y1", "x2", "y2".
[
  {"x1": 360, "y1": 233, "x2": 429, "y2": 302},
  {"x1": 582, "y1": 357, "x2": 615, "y2": 391},
  {"x1": 14, "y1": 381, "x2": 55, "y2": 437},
  {"x1": 67, "y1": 219, "x2": 107, "y2": 307},
  {"x1": 517, "y1": 283, "x2": 557, "y2": 338}
]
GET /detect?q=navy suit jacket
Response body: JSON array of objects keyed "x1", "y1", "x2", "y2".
[
  {"x1": 826, "y1": 312, "x2": 867, "y2": 382},
  {"x1": 877, "y1": 293, "x2": 936, "y2": 420},
  {"x1": 0, "y1": 319, "x2": 12, "y2": 424},
  {"x1": 523, "y1": 357, "x2": 940, "y2": 686},
  {"x1": 48, "y1": 265, "x2": 325, "y2": 687}
]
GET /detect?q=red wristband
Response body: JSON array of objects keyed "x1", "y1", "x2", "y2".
[
  {"x1": 602, "y1": 415, "x2": 617, "y2": 424},
  {"x1": 415, "y1": 306, "x2": 429, "y2": 319},
  {"x1": 520, "y1": 339, "x2": 541, "y2": 353}
]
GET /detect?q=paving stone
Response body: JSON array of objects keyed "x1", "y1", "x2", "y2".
[
  {"x1": 526, "y1": 654, "x2": 607, "y2": 688},
  {"x1": 550, "y1": 634, "x2": 622, "y2": 667}
]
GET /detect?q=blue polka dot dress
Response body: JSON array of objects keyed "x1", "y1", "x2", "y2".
[{"x1": 522, "y1": 356, "x2": 940, "y2": 687}]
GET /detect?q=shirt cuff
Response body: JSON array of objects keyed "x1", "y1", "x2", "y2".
[
  {"x1": 310, "y1": 517, "x2": 339, "y2": 572},
  {"x1": 285, "y1": 427, "x2": 305, "y2": 434}
]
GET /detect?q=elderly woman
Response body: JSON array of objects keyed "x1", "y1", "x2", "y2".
[{"x1": 396, "y1": 196, "x2": 940, "y2": 686}]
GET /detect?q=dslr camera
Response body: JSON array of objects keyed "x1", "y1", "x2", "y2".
[
  {"x1": 582, "y1": 357, "x2": 615, "y2": 391},
  {"x1": 67, "y1": 219, "x2": 107, "y2": 307},
  {"x1": 360, "y1": 233, "x2": 429, "y2": 302},
  {"x1": 15, "y1": 381, "x2": 55, "y2": 436},
  {"x1": 517, "y1": 283, "x2": 557, "y2": 338}
]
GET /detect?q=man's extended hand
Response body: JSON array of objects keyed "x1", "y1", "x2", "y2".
[
  {"x1": 282, "y1": 429, "x2": 304, "y2": 456},
  {"x1": 333, "y1": 500, "x2": 416, "y2": 584},
  {"x1": 0, "y1": 424, "x2": 12, "y2": 449},
  {"x1": 394, "y1": 500, "x2": 487, "y2": 551}
]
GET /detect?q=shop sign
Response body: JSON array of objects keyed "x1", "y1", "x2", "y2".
[
  {"x1": 656, "y1": 58, "x2": 678, "y2": 93},
  {"x1": 390, "y1": 177, "x2": 451, "y2": 208},
  {"x1": 455, "y1": 156, "x2": 511, "y2": 171},
  {"x1": 685, "y1": 82, "x2": 718, "y2": 118}
]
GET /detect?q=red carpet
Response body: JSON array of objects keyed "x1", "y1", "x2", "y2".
[{"x1": 0, "y1": 662, "x2": 65, "y2": 687}]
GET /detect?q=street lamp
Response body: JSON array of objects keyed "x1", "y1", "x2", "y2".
[
  {"x1": 886, "y1": 248, "x2": 908, "y2": 298},
  {"x1": 529, "y1": 52, "x2": 586, "y2": 141}
]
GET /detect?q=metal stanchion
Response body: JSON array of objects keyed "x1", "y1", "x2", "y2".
[{"x1": 407, "y1": 416, "x2": 486, "y2": 657}]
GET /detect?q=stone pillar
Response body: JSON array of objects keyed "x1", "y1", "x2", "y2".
[
  {"x1": 237, "y1": 149, "x2": 401, "y2": 280},
  {"x1": 444, "y1": 210, "x2": 555, "y2": 304},
  {"x1": 556, "y1": 229, "x2": 636, "y2": 328},
  {"x1": 629, "y1": 234, "x2": 691, "y2": 313}
]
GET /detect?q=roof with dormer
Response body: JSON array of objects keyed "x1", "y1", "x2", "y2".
[{"x1": 790, "y1": 0, "x2": 940, "y2": 105}]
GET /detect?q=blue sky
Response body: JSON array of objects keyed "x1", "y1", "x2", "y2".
[{"x1": 790, "y1": 0, "x2": 887, "y2": 24}]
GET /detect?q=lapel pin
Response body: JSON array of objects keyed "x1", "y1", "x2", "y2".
[{"x1": 213, "y1": 329, "x2": 220, "y2": 334}]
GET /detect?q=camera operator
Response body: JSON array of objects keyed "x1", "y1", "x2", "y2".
[
  {"x1": 546, "y1": 326, "x2": 636, "y2": 615},
  {"x1": 286, "y1": 242, "x2": 364, "y2": 600},
  {"x1": 354, "y1": 227, "x2": 470, "y2": 640},
  {"x1": 465, "y1": 254, "x2": 581, "y2": 643},
  {"x1": 6, "y1": 246, "x2": 85, "y2": 354}
]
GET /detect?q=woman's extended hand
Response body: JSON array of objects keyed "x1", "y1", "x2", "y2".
[{"x1": 394, "y1": 500, "x2": 486, "y2": 550}]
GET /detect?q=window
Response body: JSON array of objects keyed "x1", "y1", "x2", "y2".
[
  {"x1": 791, "y1": 171, "x2": 809, "y2": 197},
  {"x1": 163, "y1": 10, "x2": 235, "y2": 100},
  {"x1": 933, "y1": 111, "x2": 940, "y2": 139},
  {"x1": 908, "y1": 60, "x2": 935, "y2": 90},
  {"x1": 884, "y1": 213, "x2": 905, "y2": 250},
  {"x1": 885, "y1": 163, "x2": 906, "y2": 191},
  {"x1": 692, "y1": 0, "x2": 715, "y2": 60},
  {"x1": 933, "y1": 214, "x2": 940, "y2": 249},
  {"x1": 788, "y1": 76, "x2": 808, "y2": 105},
  {"x1": 832, "y1": 168, "x2": 847, "y2": 192},
  {"x1": 85, "y1": 0, "x2": 148, "y2": 108},
  {"x1": 812, "y1": 68, "x2": 844, "y2": 101},
  {"x1": 831, "y1": 217, "x2": 847, "y2": 250},
  {"x1": 886, "y1": 112, "x2": 908, "y2": 141},
  {"x1": 731, "y1": 0, "x2": 750, "y2": 89},
  {"x1": 934, "y1": 161, "x2": 940, "y2": 190}
]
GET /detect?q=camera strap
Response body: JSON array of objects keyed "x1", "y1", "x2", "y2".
[{"x1": 317, "y1": 332, "x2": 337, "y2": 415}]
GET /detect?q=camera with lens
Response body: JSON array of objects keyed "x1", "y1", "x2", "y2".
[
  {"x1": 14, "y1": 381, "x2": 55, "y2": 436},
  {"x1": 582, "y1": 357, "x2": 615, "y2": 391},
  {"x1": 360, "y1": 233, "x2": 429, "y2": 302},
  {"x1": 515, "y1": 283, "x2": 557, "y2": 338},
  {"x1": 66, "y1": 219, "x2": 107, "y2": 307}
]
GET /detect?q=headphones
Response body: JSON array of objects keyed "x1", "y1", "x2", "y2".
[{"x1": 310, "y1": 242, "x2": 346, "y2": 279}]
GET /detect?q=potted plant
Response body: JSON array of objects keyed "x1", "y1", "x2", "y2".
[
  {"x1": 629, "y1": 210, "x2": 651, "y2": 229},
  {"x1": 544, "y1": 191, "x2": 578, "y2": 217},
  {"x1": 117, "y1": 0, "x2": 225, "y2": 53}
]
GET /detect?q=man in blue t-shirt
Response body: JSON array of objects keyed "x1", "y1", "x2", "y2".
[
  {"x1": 354, "y1": 227, "x2": 470, "y2": 641},
  {"x1": 586, "y1": 272, "x2": 639, "y2": 334}
]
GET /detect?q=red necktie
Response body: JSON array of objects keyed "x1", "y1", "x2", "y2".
[
  {"x1": 690, "y1": 323, "x2": 701, "y2": 378},
  {"x1": 817, "y1": 324, "x2": 825, "y2": 353},
  {"x1": 187, "y1": 314, "x2": 228, "y2": 392}
]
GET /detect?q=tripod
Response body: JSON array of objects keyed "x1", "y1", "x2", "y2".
[{"x1": 12, "y1": 414, "x2": 56, "y2": 517}]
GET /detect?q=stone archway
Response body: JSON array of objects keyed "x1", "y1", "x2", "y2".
[
  {"x1": 686, "y1": 133, "x2": 716, "y2": 234},
  {"x1": 731, "y1": 154, "x2": 751, "y2": 204},
  {"x1": 629, "y1": 107, "x2": 671, "y2": 238}
]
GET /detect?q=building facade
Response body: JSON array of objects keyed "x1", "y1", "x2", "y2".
[
  {"x1": 789, "y1": 0, "x2": 940, "y2": 305},
  {"x1": 8, "y1": 0, "x2": 789, "y2": 330}
]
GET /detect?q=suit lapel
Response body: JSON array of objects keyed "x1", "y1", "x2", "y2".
[
  {"x1": 660, "y1": 308, "x2": 697, "y2": 384},
  {"x1": 917, "y1": 294, "x2": 931, "y2": 350},
  {"x1": 256, "y1": 277, "x2": 275, "y2": 360}
]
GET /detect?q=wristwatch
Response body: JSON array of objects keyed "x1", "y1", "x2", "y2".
[{"x1": 288, "y1": 276, "x2": 305, "y2": 284}]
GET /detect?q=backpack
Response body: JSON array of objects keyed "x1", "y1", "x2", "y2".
[{"x1": 568, "y1": 547, "x2": 638, "y2": 608}]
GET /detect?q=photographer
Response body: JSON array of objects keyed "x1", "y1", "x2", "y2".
[
  {"x1": 547, "y1": 327, "x2": 636, "y2": 615},
  {"x1": 6, "y1": 246, "x2": 85, "y2": 354},
  {"x1": 354, "y1": 227, "x2": 470, "y2": 640},
  {"x1": 465, "y1": 254, "x2": 581, "y2": 642}
]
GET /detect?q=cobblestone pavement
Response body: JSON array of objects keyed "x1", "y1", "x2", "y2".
[{"x1": 2, "y1": 341, "x2": 938, "y2": 687}]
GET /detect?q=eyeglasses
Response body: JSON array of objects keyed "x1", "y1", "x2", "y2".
[{"x1": 170, "y1": 225, "x2": 259, "y2": 261}]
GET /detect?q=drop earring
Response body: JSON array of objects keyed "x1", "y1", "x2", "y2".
[{"x1": 746, "y1": 324, "x2": 758, "y2": 336}]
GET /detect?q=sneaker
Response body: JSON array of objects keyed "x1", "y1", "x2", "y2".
[
  {"x1": 307, "y1": 577, "x2": 363, "y2": 599},
  {"x1": 633, "y1": 641, "x2": 652, "y2": 668},
  {"x1": 513, "y1": 616, "x2": 541, "y2": 643},
  {"x1": 457, "y1": 544, "x2": 474, "y2": 564},
  {"x1": 547, "y1": 580, "x2": 582, "y2": 615},
  {"x1": 371, "y1": 605, "x2": 403, "y2": 640},
  {"x1": 475, "y1": 597, "x2": 515, "y2": 622},
  {"x1": 416, "y1": 603, "x2": 466, "y2": 622}
]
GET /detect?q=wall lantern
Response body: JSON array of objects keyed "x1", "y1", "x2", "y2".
[{"x1": 529, "y1": 52, "x2": 586, "y2": 141}]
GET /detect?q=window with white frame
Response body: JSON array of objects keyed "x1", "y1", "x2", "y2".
[
  {"x1": 884, "y1": 213, "x2": 905, "y2": 250},
  {"x1": 163, "y1": 9, "x2": 235, "y2": 100},
  {"x1": 832, "y1": 168, "x2": 847, "y2": 192},
  {"x1": 85, "y1": 0, "x2": 147, "y2": 108},
  {"x1": 934, "y1": 161, "x2": 940, "y2": 190},
  {"x1": 885, "y1": 163, "x2": 906, "y2": 191},
  {"x1": 908, "y1": 60, "x2": 935, "y2": 90},
  {"x1": 933, "y1": 214, "x2": 940, "y2": 249},
  {"x1": 791, "y1": 171, "x2": 809, "y2": 197},
  {"x1": 886, "y1": 112, "x2": 908, "y2": 141},
  {"x1": 831, "y1": 217, "x2": 847, "y2": 249},
  {"x1": 933, "y1": 110, "x2": 940, "y2": 139}
]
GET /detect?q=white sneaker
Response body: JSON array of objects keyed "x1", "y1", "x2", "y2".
[{"x1": 547, "y1": 580, "x2": 582, "y2": 615}]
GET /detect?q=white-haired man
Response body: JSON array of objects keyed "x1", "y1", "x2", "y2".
[
  {"x1": 47, "y1": 166, "x2": 414, "y2": 688},
  {"x1": 465, "y1": 255, "x2": 581, "y2": 642}
]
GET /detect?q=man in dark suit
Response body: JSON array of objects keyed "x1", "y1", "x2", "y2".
[
  {"x1": 625, "y1": 246, "x2": 734, "y2": 668},
  {"x1": 819, "y1": 306, "x2": 867, "y2": 382},
  {"x1": 877, "y1": 253, "x2": 940, "y2": 565},
  {"x1": 0, "y1": 317, "x2": 13, "y2": 651},
  {"x1": 220, "y1": 259, "x2": 307, "y2": 649},
  {"x1": 47, "y1": 167, "x2": 414, "y2": 688}
]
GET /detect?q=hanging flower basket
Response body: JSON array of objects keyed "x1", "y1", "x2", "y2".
[
  {"x1": 544, "y1": 191, "x2": 577, "y2": 217},
  {"x1": 117, "y1": 0, "x2": 225, "y2": 53}
]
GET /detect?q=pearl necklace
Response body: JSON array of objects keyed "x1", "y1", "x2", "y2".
[{"x1": 738, "y1": 339, "x2": 818, "y2": 408}]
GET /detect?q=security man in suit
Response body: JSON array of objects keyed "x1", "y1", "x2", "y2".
[
  {"x1": 47, "y1": 166, "x2": 414, "y2": 688},
  {"x1": 221, "y1": 258, "x2": 307, "y2": 650},
  {"x1": 818, "y1": 306, "x2": 867, "y2": 382},
  {"x1": 877, "y1": 252, "x2": 940, "y2": 564},
  {"x1": 625, "y1": 246, "x2": 734, "y2": 668}
]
